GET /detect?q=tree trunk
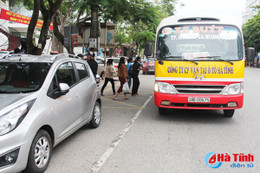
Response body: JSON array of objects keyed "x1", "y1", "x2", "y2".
[
  {"x1": 90, "y1": 5, "x2": 99, "y2": 38},
  {"x1": 90, "y1": 4, "x2": 99, "y2": 50},
  {"x1": 27, "y1": 0, "x2": 63, "y2": 55},
  {"x1": 39, "y1": 13, "x2": 52, "y2": 54},
  {"x1": 52, "y1": 11, "x2": 63, "y2": 53},
  {"x1": 53, "y1": 11, "x2": 72, "y2": 54},
  {"x1": 27, "y1": 0, "x2": 41, "y2": 54}
]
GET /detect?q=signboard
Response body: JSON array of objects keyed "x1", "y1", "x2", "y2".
[
  {"x1": 89, "y1": 38, "x2": 97, "y2": 49},
  {"x1": 0, "y1": 8, "x2": 53, "y2": 30},
  {"x1": 71, "y1": 34, "x2": 78, "y2": 46}
]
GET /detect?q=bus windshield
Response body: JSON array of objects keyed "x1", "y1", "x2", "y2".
[{"x1": 157, "y1": 25, "x2": 243, "y2": 61}]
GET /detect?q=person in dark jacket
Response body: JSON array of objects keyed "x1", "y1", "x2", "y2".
[
  {"x1": 132, "y1": 56, "x2": 142, "y2": 96},
  {"x1": 87, "y1": 53, "x2": 98, "y2": 77},
  {"x1": 14, "y1": 48, "x2": 22, "y2": 54}
]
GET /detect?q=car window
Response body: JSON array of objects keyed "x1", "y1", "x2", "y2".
[
  {"x1": 56, "y1": 62, "x2": 76, "y2": 87},
  {"x1": 107, "y1": 59, "x2": 119, "y2": 63},
  {"x1": 0, "y1": 62, "x2": 51, "y2": 93},
  {"x1": 147, "y1": 59, "x2": 154, "y2": 63},
  {"x1": 96, "y1": 59, "x2": 104, "y2": 64},
  {"x1": 75, "y1": 62, "x2": 89, "y2": 80}
]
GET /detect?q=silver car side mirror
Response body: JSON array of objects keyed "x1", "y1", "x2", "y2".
[
  {"x1": 96, "y1": 74, "x2": 100, "y2": 86},
  {"x1": 59, "y1": 83, "x2": 70, "y2": 95}
]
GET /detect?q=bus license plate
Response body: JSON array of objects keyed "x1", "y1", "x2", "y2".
[{"x1": 188, "y1": 97, "x2": 210, "y2": 103}]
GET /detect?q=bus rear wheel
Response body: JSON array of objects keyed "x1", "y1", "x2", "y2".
[{"x1": 223, "y1": 110, "x2": 235, "y2": 118}]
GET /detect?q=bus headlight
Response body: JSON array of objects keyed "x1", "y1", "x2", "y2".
[
  {"x1": 154, "y1": 82, "x2": 177, "y2": 94},
  {"x1": 222, "y1": 83, "x2": 243, "y2": 95}
]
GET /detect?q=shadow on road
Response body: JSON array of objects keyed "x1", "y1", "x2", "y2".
[{"x1": 153, "y1": 108, "x2": 235, "y2": 124}]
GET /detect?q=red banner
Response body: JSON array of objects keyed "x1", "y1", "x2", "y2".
[
  {"x1": 71, "y1": 34, "x2": 78, "y2": 46},
  {"x1": 0, "y1": 8, "x2": 53, "y2": 30}
]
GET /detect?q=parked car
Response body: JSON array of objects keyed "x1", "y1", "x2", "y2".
[
  {"x1": 0, "y1": 51, "x2": 10, "y2": 59},
  {"x1": 142, "y1": 58, "x2": 155, "y2": 74},
  {"x1": 0, "y1": 54, "x2": 101, "y2": 173},
  {"x1": 95, "y1": 57, "x2": 120, "y2": 79},
  {"x1": 96, "y1": 57, "x2": 105, "y2": 79},
  {"x1": 107, "y1": 57, "x2": 120, "y2": 70}
]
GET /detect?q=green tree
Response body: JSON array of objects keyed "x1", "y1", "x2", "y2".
[
  {"x1": 154, "y1": 0, "x2": 178, "y2": 18},
  {"x1": 114, "y1": 26, "x2": 132, "y2": 45},
  {"x1": 74, "y1": 0, "x2": 159, "y2": 49},
  {"x1": 24, "y1": 0, "x2": 63, "y2": 55},
  {"x1": 113, "y1": 0, "x2": 178, "y2": 56},
  {"x1": 52, "y1": 1, "x2": 76, "y2": 54},
  {"x1": 243, "y1": 6, "x2": 260, "y2": 52}
]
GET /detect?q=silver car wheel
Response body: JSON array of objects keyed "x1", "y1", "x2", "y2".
[
  {"x1": 94, "y1": 104, "x2": 101, "y2": 125},
  {"x1": 34, "y1": 136, "x2": 51, "y2": 169}
]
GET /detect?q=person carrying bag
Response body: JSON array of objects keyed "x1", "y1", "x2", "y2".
[{"x1": 113, "y1": 57, "x2": 129, "y2": 100}]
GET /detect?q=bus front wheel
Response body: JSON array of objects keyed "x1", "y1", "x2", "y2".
[
  {"x1": 159, "y1": 107, "x2": 168, "y2": 115},
  {"x1": 223, "y1": 110, "x2": 235, "y2": 118}
]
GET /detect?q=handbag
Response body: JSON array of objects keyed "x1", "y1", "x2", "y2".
[{"x1": 123, "y1": 82, "x2": 130, "y2": 94}]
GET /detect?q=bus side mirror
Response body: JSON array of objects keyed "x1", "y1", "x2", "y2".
[
  {"x1": 144, "y1": 42, "x2": 153, "y2": 57},
  {"x1": 248, "y1": 47, "x2": 256, "y2": 61}
]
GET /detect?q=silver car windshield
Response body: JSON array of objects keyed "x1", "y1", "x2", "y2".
[
  {"x1": 157, "y1": 25, "x2": 243, "y2": 61},
  {"x1": 0, "y1": 62, "x2": 51, "y2": 93}
]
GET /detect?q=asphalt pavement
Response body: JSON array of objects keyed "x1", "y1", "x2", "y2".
[{"x1": 46, "y1": 68, "x2": 260, "y2": 173}]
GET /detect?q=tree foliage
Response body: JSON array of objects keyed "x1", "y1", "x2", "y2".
[
  {"x1": 113, "y1": 0, "x2": 177, "y2": 55},
  {"x1": 16, "y1": 0, "x2": 177, "y2": 54},
  {"x1": 22, "y1": 0, "x2": 63, "y2": 55},
  {"x1": 243, "y1": 6, "x2": 260, "y2": 52}
]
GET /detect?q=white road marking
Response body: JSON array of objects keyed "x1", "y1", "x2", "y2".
[{"x1": 91, "y1": 95, "x2": 153, "y2": 173}]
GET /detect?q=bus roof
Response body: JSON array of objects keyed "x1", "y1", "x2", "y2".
[{"x1": 157, "y1": 15, "x2": 241, "y2": 32}]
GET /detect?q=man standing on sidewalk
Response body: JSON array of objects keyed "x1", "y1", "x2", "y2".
[
  {"x1": 132, "y1": 57, "x2": 142, "y2": 96},
  {"x1": 87, "y1": 52, "x2": 98, "y2": 77},
  {"x1": 257, "y1": 52, "x2": 260, "y2": 68}
]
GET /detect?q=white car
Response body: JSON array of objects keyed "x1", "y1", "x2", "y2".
[
  {"x1": 0, "y1": 54, "x2": 101, "y2": 173},
  {"x1": 96, "y1": 57, "x2": 120, "y2": 79},
  {"x1": 96, "y1": 57, "x2": 105, "y2": 79},
  {"x1": 107, "y1": 57, "x2": 120, "y2": 70},
  {"x1": 0, "y1": 51, "x2": 10, "y2": 59}
]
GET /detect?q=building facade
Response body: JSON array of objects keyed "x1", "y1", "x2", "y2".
[
  {"x1": 0, "y1": 0, "x2": 32, "y2": 51},
  {"x1": 0, "y1": 0, "x2": 53, "y2": 53},
  {"x1": 243, "y1": 0, "x2": 260, "y2": 24}
]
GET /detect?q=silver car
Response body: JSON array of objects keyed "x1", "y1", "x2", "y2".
[{"x1": 0, "y1": 54, "x2": 101, "y2": 173}]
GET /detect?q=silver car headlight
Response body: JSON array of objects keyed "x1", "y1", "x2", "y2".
[
  {"x1": 222, "y1": 83, "x2": 243, "y2": 95},
  {"x1": 154, "y1": 81, "x2": 177, "y2": 94},
  {"x1": 0, "y1": 100, "x2": 35, "y2": 136}
]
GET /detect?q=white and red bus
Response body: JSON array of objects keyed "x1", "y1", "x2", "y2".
[{"x1": 153, "y1": 16, "x2": 244, "y2": 117}]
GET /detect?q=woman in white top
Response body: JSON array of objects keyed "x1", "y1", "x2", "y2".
[{"x1": 101, "y1": 59, "x2": 116, "y2": 96}]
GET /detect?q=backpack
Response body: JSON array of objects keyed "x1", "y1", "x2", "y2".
[{"x1": 128, "y1": 64, "x2": 134, "y2": 76}]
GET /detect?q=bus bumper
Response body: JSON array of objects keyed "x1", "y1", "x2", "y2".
[{"x1": 154, "y1": 92, "x2": 243, "y2": 110}]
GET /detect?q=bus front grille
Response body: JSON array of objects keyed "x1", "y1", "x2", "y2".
[{"x1": 173, "y1": 85, "x2": 226, "y2": 94}]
